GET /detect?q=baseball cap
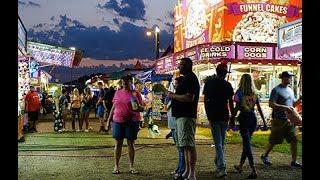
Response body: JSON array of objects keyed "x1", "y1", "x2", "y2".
[
  {"x1": 216, "y1": 63, "x2": 231, "y2": 74},
  {"x1": 279, "y1": 71, "x2": 295, "y2": 78}
]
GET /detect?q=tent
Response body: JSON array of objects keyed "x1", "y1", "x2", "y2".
[{"x1": 135, "y1": 70, "x2": 173, "y2": 83}]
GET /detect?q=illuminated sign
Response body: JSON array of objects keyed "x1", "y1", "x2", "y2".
[
  {"x1": 278, "y1": 18, "x2": 301, "y2": 49},
  {"x1": 199, "y1": 44, "x2": 235, "y2": 60},
  {"x1": 155, "y1": 59, "x2": 164, "y2": 74},
  {"x1": 237, "y1": 45, "x2": 273, "y2": 59},
  {"x1": 174, "y1": 0, "x2": 302, "y2": 52},
  {"x1": 27, "y1": 41, "x2": 75, "y2": 67},
  {"x1": 163, "y1": 56, "x2": 173, "y2": 71},
  {"x1": 18, "y1": 16, "x2": 27, "y2": 53}
]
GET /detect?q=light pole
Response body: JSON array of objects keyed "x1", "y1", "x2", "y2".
[{"x1": 146, "y1": 26, "x2": 160, "y2": 59}]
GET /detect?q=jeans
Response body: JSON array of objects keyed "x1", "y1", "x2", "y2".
[
  {"x1": 238, "y1": 112, "x2": 257, "y2": 167},
  {"x1": 240, "y1": 127, "x2": 255, "y2": 167},
  {"x1": 210, "y1": 121, "x2": 228, "y2": 171},
  {"x1": 71, "y1": 108, "x2": 80, "y2": 129},
  {"x1": 172, "y1": 129, "x2": 185, "y2": 174}
]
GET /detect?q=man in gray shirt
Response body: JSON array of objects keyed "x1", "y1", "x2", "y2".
[{"x1": 260, "y1": 71, "x2": 302, "y2": 168}]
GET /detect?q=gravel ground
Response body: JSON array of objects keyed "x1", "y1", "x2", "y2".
[{"x1": 18, "y1": 119, "x2": 302, "y2": 180}]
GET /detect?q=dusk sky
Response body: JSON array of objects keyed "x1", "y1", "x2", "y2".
[{"x1": 18, "y1": 0, "x2": 177, "y2": 82}]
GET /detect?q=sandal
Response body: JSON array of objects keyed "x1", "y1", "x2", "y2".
[
  {"x1": 129, "y1": 168, "x2": 138, "y2": 174},
  {"x1": 112, "y1": 170, "x2": 121, "y2": 174},
  {"x1": 234, "y1": 165, "x2": 243, "y2": 173},
  {"x1": 247, "y1": 172, "x2": 257, "y2": 179}
]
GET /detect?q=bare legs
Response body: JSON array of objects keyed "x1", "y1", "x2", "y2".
[
  {"x1": 182, "y1": 146, "x2": 197, "y2": 180},
  {"x1": 114, "y1": 139, "x2": 136, "y2": 171}
]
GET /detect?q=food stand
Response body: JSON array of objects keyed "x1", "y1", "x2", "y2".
[
  {"x1": 156, "y1": 0, "x2": 302, "y2": 125},
  {"x1": 18, "y1": 15, "x2": 29, "y2": 141}
]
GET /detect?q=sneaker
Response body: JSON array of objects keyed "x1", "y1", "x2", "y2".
[
  {"x1": 76, "y1": 129, "x2": 81, "y2": 132},
  {"x1": 215, "y1": 169, "x2": 227, "y2": 178},
  {"x1": 260, "y1": 154, "x2": 272, "y2": 166},
  {"x1": 62, "y1": 128, "x2": 66, "y2": 132},
  {"x1": 84, "y1": 129, "x2": 89, "y2": 132},
  {"x1": 291, "y1": 161, "x2": 302, "y2": 168}
]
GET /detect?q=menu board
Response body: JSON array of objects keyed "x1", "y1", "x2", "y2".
[
  {"x1": 278, "y1": 18, "x2": 302, "y2": 49},
  {"x1": 174, "y1": 0, "x2": 302, "y2": 52},
  {"x1": 27, "y1": 41, "x2": 75, "y2": 67},
  {"x1": 237, "y1": 45, "x2": 273, "y2": 59}
]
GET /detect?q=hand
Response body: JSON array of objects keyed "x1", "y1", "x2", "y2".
[
  {"x1": 262, "y1": 124, "x2": 268, "y2": 131},
  {"x1": 167, "y1": 91, "x2": 174, "y2": 99}
]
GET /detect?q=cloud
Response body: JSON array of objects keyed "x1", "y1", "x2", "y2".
[
  {"x1": 18, "y1": 1, "x2": 26, "y2": 5},
  {"x1": 28, "y1": 15, "x2": 174, "y2": 60},
  {"x1": 45, "y1": 58, "x2": 154, "y2": 83},
  {"x1": 97, "y1": 0, "x2": 146, "y2": 22},
  {"x1": 19, "y1": 1, "x2": 41, "y2": 8},
  {"x1": 28, "y1": 1, "x2": 41, "y2": 8},
  {"x1": 113, "y1": 18, "x2": 119, "y2": 25}
]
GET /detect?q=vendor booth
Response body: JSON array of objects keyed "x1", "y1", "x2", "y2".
[{"x1": 155, "y1": 0, "x2": 302, "y2": 126}]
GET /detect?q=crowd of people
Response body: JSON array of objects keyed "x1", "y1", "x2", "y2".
[{"x1": 19, "y1": 57, "x2": 302, "y2": 179}]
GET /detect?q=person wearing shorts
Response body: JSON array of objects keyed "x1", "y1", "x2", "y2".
[
  {"x1": 261, "y1": 71, "x2": 302, "y2": 168},
  {"x1": 168, "y1": 58, "x2": 200, "y2": 180},
  {"x1": 107, "y1": 75, "x2": 145, "y2": 175},
  {"x1": 96, "y1": 82, "x2": 107, "y2": 133}
]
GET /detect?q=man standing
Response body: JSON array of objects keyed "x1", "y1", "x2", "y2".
[
  {"x1": 168, "y1": 57, "x2": 200, "y2": 180},
  {"x1": 203, "y1": 63, "x2": 234, "y2": 178},
  {"x1": 261, "y1": 71, "x2": 302, "y2": 168},
  {"x1": 25, "y1": 86, "x2": 41, "y2": 133},
  {"x1": 96, "y1": 82, "x2": 108, "y2": 133}
]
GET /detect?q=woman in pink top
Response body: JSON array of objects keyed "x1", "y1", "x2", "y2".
[{"x1": 107, "y1": 75, "x2": 145, "y2": 175}]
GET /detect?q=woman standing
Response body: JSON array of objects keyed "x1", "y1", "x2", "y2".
[
  {"x1": 81, "y1": 87, "x2": 92, "y2": 132},
  {"x1": 107, "y1": 75, "x2": 145, "y2": 174},
  {"x1": 59, "y1": 89, "x2": 69, "y2": 131},
  {"x1": 71, "y1": 88, "x2": 82, "y2": 131},
  {"x1": 232, "y1": 74, "x2": 267, "y2": 179}
]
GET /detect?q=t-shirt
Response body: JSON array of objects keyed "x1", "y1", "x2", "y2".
[
  {"x1": 269, "y1": 84, "x2": 295, "y2": 121},
  {"x1": 97, "y1": 88, "x2": 105, "y2": 106},
  {"x1": 71, "y1": 95, "x2": 81, "y2": 108},
  {"x1": 112, "y1": 89, "x2": 143, "y2": 123},
  {"x1": 203, "y1": 77, "x2": 234, "y2": 122},
  {"x1": 234, "y1": 90, "x2": 259, "y2": 112},
  {"x1": 25, "y1": 91, "x2": 40, "y2": 112},
  {"x1": 172, "y1": 72, "x2": 200, "y2": 119}
]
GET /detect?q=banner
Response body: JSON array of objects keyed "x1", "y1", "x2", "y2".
[{"x1": 174, "y1": 0, "x2": 302, "y2": 52}]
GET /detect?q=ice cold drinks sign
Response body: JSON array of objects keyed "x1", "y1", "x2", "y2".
[
  {"x1": 238, "y1": 46, "x2": 273, "y2": 59},
  {"x1": 200, "y1": 45, "x2": 235, "y2": 59}
]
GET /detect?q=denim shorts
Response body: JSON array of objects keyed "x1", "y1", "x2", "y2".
[
  {"x1": 112, "y1": 121, "x2": 140, "y2": 140},
  {"x1": 96, "y1": 105, "x2": 105, "y2": 118}
]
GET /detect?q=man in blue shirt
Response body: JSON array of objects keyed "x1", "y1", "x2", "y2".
[{"x1": 261, "y1": 71, "x2": 302, "y2": 168}]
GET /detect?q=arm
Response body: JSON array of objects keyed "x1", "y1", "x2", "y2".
[
  {"x1": 293, "y1": 96, "x2": 302, "y2": 107},
  {"x1": 269, "y1": 101, "x2": 291, "y2": 111},
  {"x1": 169, "y1": 92, "x2": 195, "y2": 102},
  {"x1": 228, "y1": 97, "x2": 235, "y2": 124},
  {"x1": 257, "y1": 101, "x2": 267, "y2": 128},
  {"x1": 107, "y1": 105, "x2": 115, "y2": 122}
]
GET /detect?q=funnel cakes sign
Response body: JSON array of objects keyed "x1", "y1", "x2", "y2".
[{"x1": 174, "y1": 0, "x2": 301, "y2": 52}]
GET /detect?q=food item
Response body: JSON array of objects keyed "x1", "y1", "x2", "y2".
[
  {"x1": 185, "y1": 0, "x2": 207, "y2": 39},
  {"x1": 233, "y1": 11, "x2": 287, "y2": 43}
]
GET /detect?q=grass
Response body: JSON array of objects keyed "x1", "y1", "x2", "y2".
[{"x1": 196, "y1": 127, "x2": 302, "y2": 157}]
